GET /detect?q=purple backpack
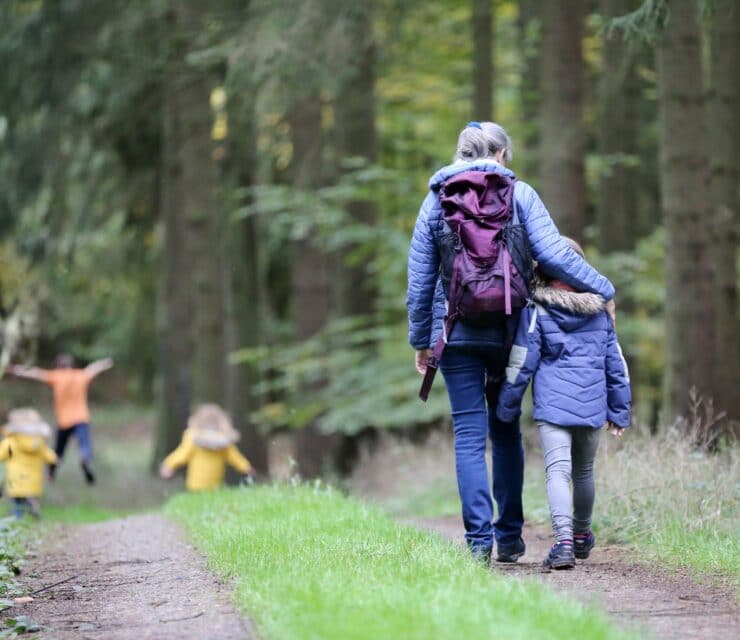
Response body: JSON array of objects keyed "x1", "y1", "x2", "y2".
[{"x1": 419, "y1": 171, "x2": 532, "y2": 401}]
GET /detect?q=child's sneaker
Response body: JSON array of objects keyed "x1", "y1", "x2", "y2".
[
  {"x1": 574, "y1": 531, "x2": 595, "y2": 559},
  {"x1": 542, "y1": 542, "x2": 575, "y2": 570}
]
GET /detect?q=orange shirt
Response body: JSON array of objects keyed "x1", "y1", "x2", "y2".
[{"x1": 43, "y1": 369, "x2": 93, "y2": 429}]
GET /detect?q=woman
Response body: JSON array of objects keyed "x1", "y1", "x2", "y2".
[{"x1": 406, "y1": 122, "x2": 615, "y2": 563}]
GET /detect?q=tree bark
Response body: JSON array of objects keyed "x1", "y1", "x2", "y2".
[
  {"x1": 290, "y1": 91, "x2": 333, "y2": 478},
  {"x1": 708, "y1": 0, "x2": 740, "y2": 426},
  {"x1": 155, "y1": 3, "x2": 198, "y2": 462},
  {"x1": 657, "y1": 0, "x2": 717, "y2": 422},
  {"x1": 517, "y1": 0, "x2": 541, "y2": 183},
  {"x1": 223, "y1": 94, "x2": 270, "y2": 475},
  {"x1": 539, "y1": 0, "x2": 586, "y2": 241},
  {"x1": 188, "y1": 89, "x2": 226, "y2": 406},
  {"x1": 596, "y1": 0, "x2": 641, "y2": 253},
  {"x1": 472, "y1": 0, "x2": 494, "y2": 120},
  {"x1": 334, "y1": 3, "x2": 378, "y2": 320}
]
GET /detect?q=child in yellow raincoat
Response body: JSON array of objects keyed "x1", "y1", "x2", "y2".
[
  {"x1": 0, "y1": 409, "x2": 58, "y2": 518},
  {"x1": 159, "y1": 404, "x2": 253, "y2": 491}
]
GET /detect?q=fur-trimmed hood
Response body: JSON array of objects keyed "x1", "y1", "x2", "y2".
[
  {"x1": 186, "y1": 404, "x2": 240, "y2": 451},
  {"x1": 532, "y1": 285, "x2": 605, "y2": 315},
  {"x1": 533, "y1": 284, "x2": 606, "y2": 332}
]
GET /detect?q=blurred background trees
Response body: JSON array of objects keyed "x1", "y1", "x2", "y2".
[{"x1": 0, "y1": 0, "x2": 737, "y2": 476}]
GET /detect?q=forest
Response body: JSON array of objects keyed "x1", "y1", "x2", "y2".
[{"x1": 0, "y1": 0, "x2": 737, "y2": 480}]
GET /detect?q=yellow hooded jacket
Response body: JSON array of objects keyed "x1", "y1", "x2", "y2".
[
  {"x1": 0, "y1": 434, "x2": 58, "y2": 498},
  {"x1": 161, "y1": 429, "x2": 252, "y2": 491}
]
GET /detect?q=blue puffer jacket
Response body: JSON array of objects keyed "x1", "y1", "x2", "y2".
[
  {"x1": 496, "y1": 285, "x2": 631, "y2": 428},
  {"x1": 406, "y1": 161, "x2": 615, "y2": 350}
]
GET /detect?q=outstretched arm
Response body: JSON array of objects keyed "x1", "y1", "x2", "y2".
[
  {"x1": 225, "y1": 445, "x2": 253, "y2": 475},
  {"x1": 6, "y1": 364, "x2": 49, "y2": 383},
  {"x1": 159, "y1": 437, "x2": 193, "y2": 478},
  {"x1": 85, "y1": 358, "x2": 114, "y2": 379}
]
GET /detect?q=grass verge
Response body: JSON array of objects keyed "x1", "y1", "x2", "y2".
[
  {"x1": 594, "y1": 426, "x2": 739, "y2": 587},
  {"x1": 166, "y1": 484, "x2": 634, "y2": 640},
  {"x1": 349, "y1": 427, "x2": 739, "y2": 589}
]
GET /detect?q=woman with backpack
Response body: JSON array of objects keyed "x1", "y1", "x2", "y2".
[{"x1": 406, "y1": 121, "x2": 615, "y2": 564}]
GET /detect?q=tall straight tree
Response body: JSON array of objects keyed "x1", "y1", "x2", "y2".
[
  {"x1": 290, "y1": 88, "x2": 332, "y2": 478},
  {"x1": 156, "y1": 1, "x2": 200, "y2": 461},
  {"x1": 708, "y1": 0, "x2": 739, "y2": 426},
  {"x1": 539, "y1": 0, "x2": 586, "y2": 241},
  {"x1": 597, "y1": 0, "x2": 641, "y2": 253},
  {"x1": 334, "y1": 3, "x2": 379, "y2": 320},
  {"x1": 656, "y1": 0, "x2": 717, "y2": 421},
  {"x1": 223, "y1": 91, "x2": 270, "y2": 475},
  {"x1": 517, "y1": 0, "x2": 542, "y2": 183},
  {"x1": 472, "y1": 0, "x2": 494, "y2": 120}
]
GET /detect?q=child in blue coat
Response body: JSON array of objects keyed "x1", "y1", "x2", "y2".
[{"x1": 497, "y1": 238, "x2": 631, "y2": 570}]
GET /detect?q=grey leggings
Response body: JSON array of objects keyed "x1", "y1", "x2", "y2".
[{"x1": 537, "y1": 423, "x2": 602, "y2": 543}]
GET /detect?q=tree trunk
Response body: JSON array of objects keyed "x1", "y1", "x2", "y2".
[
  {"x1": 596, "y1": 0, "x2": 641, "y2": 253},
  {"x1": 223, "y1": 95, "x2": 270, "y2": 476},
  {"x1": 187, "y1": 87, "x2": 226, "y2": 406},
  {"x1": 708, "y1": 0, "x2": 740, "y2": 427},
  {"x1": 155, "y1": 4, "x2": 198, "y2": 462},
  {"x1": 517, "y1": 0, "x2": 542, "y2": 183},
  {"x1": 657, "y1": 0, "x2": 717, "y2": 423},
  {"x1": 334, "y1": 4, "x2": 378, "y2": 320},
  {"x1": 290, "y1": 92, "x2": 333, "y2": 478},
  {"x1": 539, "y1": 0, "x2": 586, "y2": 241},
  {"x1": 472, "y1": 0, "x2": 494, "y2": 120}
]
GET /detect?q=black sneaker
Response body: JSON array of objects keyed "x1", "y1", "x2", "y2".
[
  {"x1": 574, "y1": 531, "x2": 595, "y2": 559},
  {"x1": 496, "y1": 537, "x2": 526, "y2": 563},
  {"x1": 81, "y1": 462, "x2": 96, "y2": 485},
  {"x1": 542, "y1": 542, "x2": 575, "y2": 570}
]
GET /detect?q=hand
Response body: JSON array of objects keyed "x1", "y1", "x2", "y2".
[
  {"x1": 159, "y1": 464, "x2": 174, "y2": 479},
  {"x1": 606, "y1": 299, "x2": 616, "y2": 328},
  {"x1": 415, "y1": 349, "x2": 432, "y2": 375},
  {"x1": 607, "y1": 423, "x2": 625, "y2": 437}
]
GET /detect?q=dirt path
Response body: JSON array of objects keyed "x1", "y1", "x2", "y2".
[
  {"x1": 10, "y1": 514, "x2": 257, "y2": 640},
  {"x1": 411, "y1": 515, "x2": 738, "y2": 640}
]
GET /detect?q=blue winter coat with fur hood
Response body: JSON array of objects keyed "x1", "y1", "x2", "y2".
[
  {"x1": 496, "y1": 284, "x2": 631, "y2": 428},
  {"x1": 406, "y1": 161, "x2": 615, "y2": 350}
]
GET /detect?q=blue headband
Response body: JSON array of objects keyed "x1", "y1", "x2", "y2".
[{"x1": 466, "y1": 121, "x2": 482, "y2": 129}]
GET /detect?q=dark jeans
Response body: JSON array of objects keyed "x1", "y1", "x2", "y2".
[
  {"x1": 55, "y1": 423, "x2": 93, "y2": 463},
  {"x1": 11, "y1": 497, "x2": 39, "y2": 519},
  {"x1": 440, "y1": 346, "x2": 524, "y2": 552}
]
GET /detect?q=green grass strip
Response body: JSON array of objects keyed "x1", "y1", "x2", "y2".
[{"x1": 166, "y1": 484, "x2": 634, "y2": 640}]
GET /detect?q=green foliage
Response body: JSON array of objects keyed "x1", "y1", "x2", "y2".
[
  {"x1": 0, "y1": 519, "x2": 24, "y2": 607},
  {"x1": 0, "y1": 0, "x2": 700, "y2": 442},
  {"x1": 167, "y1": 484, "x2": 634, "y2": 640},
  {"x1": 606, "y1": 0, "x2": 670, "y2": 44},
  {"x1": 233, "y1": 317, "x2": 450, "y2": 434},
  {"x1": 0, "y1": 615, "x2": 41, "y2": 637}
]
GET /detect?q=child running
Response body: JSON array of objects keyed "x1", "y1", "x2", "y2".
[
  {"x1": 0, "y1": 408, "x2": 58, "y2": 518},
  {"x1": 8, "y1": 354, "x2": 113, "y2": 484},
  {"x1": 496, "y1": 238, "x2": 631, "y2": 570},
  {"x1": 159, "y1": 404, "x2": 253, "y2": 491}
]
